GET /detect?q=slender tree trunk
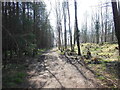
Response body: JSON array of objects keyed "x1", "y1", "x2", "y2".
[
  {"x1": 58, "y1": 25, "x2": 61, "y2": 50},
  {"x1": 111, "y1": 26, "x2": 115, "y2": 42},
  {"x1": 73, "y1": 23, "x2": 76, "y2": 50},
  {"x1": 33, "y1": 2, "x2": 36, "y2": 57},
  {"x1": 105, "y1": 5, "x2": 108, "y2": 42},
  {"x1": 101, "y1": 7, "x2": 104, "y2": 43},
  {"x1": 74, "y1": 0, "x2": 81, "y2": 55},
  {"x1": 16, "y1": 2, "x2": 21, "y2": 57},
  {"x1": 22, "y1": 2, "x2": 25, "y2": 35},
  {"x1": 63, "y1": 4, "x2": 67, "y2": 49},
  {"x1": 8, "y1": 2, "x2": 13, "y2": 58},
  {"x1": 4, "y1": 2, "x2": 8, "y2": 59},
  {"x1": 85, "y1": 15, "x2": 87, "y2": 43},
  {"x1": 55, "y1": 2, "x2": 62, "y2": 50},
  {"x1": 95, "y1": 14, "x2": 100, "y2": 44},
  {"x1": 67, "y1": 1, "x2": 72, "y2": 51}
]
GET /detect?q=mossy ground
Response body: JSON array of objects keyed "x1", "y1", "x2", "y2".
[{"x1": 74, "y1": 43, "x2": 119, "y2": 88}]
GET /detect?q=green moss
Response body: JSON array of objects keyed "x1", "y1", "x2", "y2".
[
  {"x1": 118, "y1": 56, "x2": 120, "y2": 60},
  {"x1": 13, "y1": 77, "x2": 23, "y2": 84},
  {"x1": 98, "y1": 76, "x2": 105, "y2": 80},
  {"x1": 79, "y1": 43, "x2": 119, "y2": 88},
  {"x1": 16, "y1": 72, "x2": 27, "y2": 78},
  {"x1": 37, "y1": 49, "x2": 46, "y2": 55},
  {"x1": 95, "y1": 72, "x2": 101, "y2": 76},
  {"x1": 60, "y1": 51, "x2": 65, "y2": 55},
  {"x1": 38, "y1": 49, "x2": 46, "y2": 52}
]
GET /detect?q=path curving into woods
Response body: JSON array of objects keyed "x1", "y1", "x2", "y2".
[{"x1": 23, "y1": 48, "x2": 103, "y2": 88}]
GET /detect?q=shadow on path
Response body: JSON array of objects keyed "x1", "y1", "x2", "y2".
[
  {"x1": 59, "y1": 54, "x2": 100, "y2": 87},
  {"x1": 25, "y1": 53, "x2": 64, "y2": 88}
]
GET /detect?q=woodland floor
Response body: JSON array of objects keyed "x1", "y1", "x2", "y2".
[
  {"x1": 3, "y1": 43, "x2": 120, "y2": 88},
  {"x1": 19, "y1": 48, "x2": 105, "y2": 88}
]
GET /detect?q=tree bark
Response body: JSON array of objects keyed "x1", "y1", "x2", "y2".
[
  {"x1": 74, "y1": 0, "x2": 81, "y2": 55},
  {"x1": 63, "y1": 3, "x2": 67, "y2": 49},
  {"x1": 67, "y1": 1, "x2": 72, "y2": 51},
  {"x1": 101, "y1": 6, "x2": 104, "y2": 43},
  {"x1": 105, "y1": 5, "x2": 108, "y2": 42},
  {"x1": 111, "y1": 1, "x2": 120, "y2": 56}
]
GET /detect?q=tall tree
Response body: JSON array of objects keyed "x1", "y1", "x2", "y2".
[
  {"x1": 84, "y1": 13, "x2": 88, "y2": 43},
  {"x1": 95, "y1": 14, "x2": 100, "y2": 44},
  {"x1": 104, "y1": 3, "x2": 108, "y2": 42},
  {"x1": 67, "y1": 1, "x2": 72, "y2": 51},
  {"x1": 111, "y1": 0, "x2": 120, "y2": 55},
  {"x1": 2, "y1": 1, "x2": 54, "y2": 64},
  {"x1": 62, "y1": 1, "x2": 67, "y2": 49},
  {"x1": 74, "y1": 0, "x2": 81, "y2": 55},
  {"x1": 100, "y1": 5, "x2": 104, "y2": 43},
  {"x1": 55, "y1": 1, "x2": 62, "y2": 50}
]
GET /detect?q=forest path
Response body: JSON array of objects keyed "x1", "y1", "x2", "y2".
[{"x1": 25, "y1": 48, "x2": 102, "y2": 88}]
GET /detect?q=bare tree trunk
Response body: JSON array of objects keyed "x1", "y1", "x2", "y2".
[
  {"x1": 67, "y1": 1, "x2": 72, "y2": 51},
  {"x1": 85, "y1": 14, "x2": 87, "y2": 43},
  {"x1": 111, "y1": 1, "x2": 120, "y2": 87},
  {"x1": 111, "y1": 25, "x2": 115, "y2": 42},
  {"x1": 63, "y1": 2, "x2": 67, "y2": 49},
  {"x1": 95, "y1": 14, "x2": 100, "y2": 44},
  {"x1": 111, "y1": 1, "x2": 120, "y2": 56},
  {"x1": 33, "y1": 2, "x2": 36, "y2": 57},
  {"x1": 105, "y1": 4, "x2": 108, "y2": 42},
  {"x1": 73, "y1": 24, "x2": 76, "y2": 51},
  {"x1": 101, "y1": 6, "x2": 104, "y2": 43},
  {"x1": 58, "y1": 25, "x2": 61, "y2": 50},
  {"x1": 55, "y1": 2, "x2": 62, "y2": 50},
  {"x1": 74, "y1": 0, "x2": 81, "y2": 55}
]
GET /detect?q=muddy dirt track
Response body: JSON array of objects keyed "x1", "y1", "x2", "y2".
[{"x1": 23, "y1": 48, "x2": 103, "y2": 88}]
